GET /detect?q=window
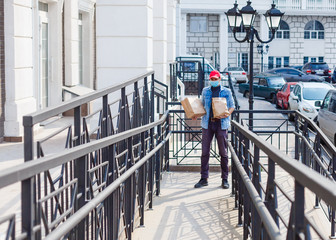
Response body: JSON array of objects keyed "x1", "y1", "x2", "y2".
[
  {"x1": 78, "y1": 13, "x2": 83, "y2": 84},
  {"x1": 268, "y1": 56, "x2": 290, "y2": 69},
  {"x1": 39, "y1": 1, "x2": 49, "y2": 109},
  {"x1": 269, "y1": 20, "x2": 290, "y2": 39},
  {"x1": 284, "y1": 57, "x2": 289, "y2": 67},
  {"x1": 281, "y1": 84, "x2": 288, "y2": 92},
  {"x1": 329, "y1": 94, "x2": 336, "y2": 113},
  {"x1": 268, "y1": 56, "x2": 274, "y2": 69},
  {"x1": 304, "y1": 20, "x2": 324, "y2": 39},
  {"x1": 259, "y1": 78, "x2": 267, "y2": 86},
  {"x1": 238, "y1": 53, "x2": 248, "y2": 72},
  {"x1": 322, "y1": 92, "x2": 332, "y2": 109},
  {"x1": 276, "y1": 57, "x2": 282, "y2": 68},
  {"x1": 190, "y1": 16, "x2": 207, "y2": 33},
  {"x1": 303, "y1": 56, "x2": 324, "y2": 64},
  {"x1": 287, "y1": 69, "x2": 300, "y2": 75}
]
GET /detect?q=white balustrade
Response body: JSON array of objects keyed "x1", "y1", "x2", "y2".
[{"x1": 275, "y1": 0, "x2": 336, "y2": 10}]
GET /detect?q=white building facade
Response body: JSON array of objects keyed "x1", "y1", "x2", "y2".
[
  {"x1": 176, "y1": 0, "x2": 336, "y2": 73},
  {"x1": 2, "y1": 0, "x2": 177, "y2": 141},
  {"x1": 3, "y1": 0, "x2": 96, "y2": 141}
]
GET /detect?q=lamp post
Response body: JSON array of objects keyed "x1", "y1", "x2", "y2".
[
  {"x1": 226, "y1": 1, "x2": 284, "y2": 130},
  {"x1": 257, "y1": 44, "x2": 269, "y2": 72}
]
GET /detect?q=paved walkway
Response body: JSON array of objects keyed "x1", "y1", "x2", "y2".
[{"x1": 133, "y1": 172, "x2": 243, "y2": 240}]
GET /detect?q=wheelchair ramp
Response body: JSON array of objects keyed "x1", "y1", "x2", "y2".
[{"x1": 133, "y1": 172, "x2": 243, "y2": 240}]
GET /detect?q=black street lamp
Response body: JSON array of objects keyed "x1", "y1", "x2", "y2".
[
  {"x1": 226, "y1": 1, "x2": 284, "y2": 130},
  {"x1": 257, "y1": 44, "x2": 269, "y2": 72}
]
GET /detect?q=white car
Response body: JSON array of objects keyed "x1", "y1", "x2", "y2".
[
  {"x1": 288, "y1": 82, "x2": 334, "y2": 121},
  {"x1": 223, "y1": 67, "x2": 248, "y2": 84},
  {"x1": 317, "y1": 89, "x2": 336, "y2": 145}
]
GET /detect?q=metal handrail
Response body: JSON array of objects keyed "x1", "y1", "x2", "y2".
[
  {"x1": 0, "y1": 111, "x2": 169, "y2": 189},
  {"x1": 44, "y1": 132, "x2": 171, "y2": 240},
  {"x1": 228, "y1": 142, "x2": 283, "y2": 240},
  {"x1": 231, "y1": 120, "x2": 336, "y2": 210},
  {"x1": 23, "y1": 71, "x2": 154, "y2": 126}
]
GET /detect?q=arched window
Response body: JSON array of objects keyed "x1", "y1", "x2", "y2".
[
  {"x1": 304, "y1": 20, "x2": 324, "y2": 39},
  {"x1": 269, "y1": 20, "x2": 290, "y2": 39}
]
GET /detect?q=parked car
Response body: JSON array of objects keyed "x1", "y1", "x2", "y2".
[
  {"x1": 317, "y1": 89, "x2": 336, "y2": 145},
  {"x1": 266, "y1": 67, "x2": 324, "y2": 82},
  {"x1": 291, "y1": 65, "x2": 303, "y2": 71},
  {"x1": 276, "y1": 82, "x2": 297, "y2": 109},
  {"x1": 331, "y1": 67, "x2": 336, "y2": 84},
  {"x1": 238, "y1": 73, "x2": 286, "y2": 103},
  {"x1": 176, "y1": 55, "x2": 227, "y2": 87},
  {"x1": 288, "y1": 82, "x2": 334, "y2": 121},
  {"x1": 302, "y1": 62, "x2": 332, "y2": 82},
  {"x1": 223, "y1": 66, "x2": 248, "y2": 84}
]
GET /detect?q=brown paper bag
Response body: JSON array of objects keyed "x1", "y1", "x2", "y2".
[
  {"x1": 180, "y1": 97, "x2": 206, "y2": 118},
  {"x1": 212, "y1": 97, "x2": 229, "y2": 119}
]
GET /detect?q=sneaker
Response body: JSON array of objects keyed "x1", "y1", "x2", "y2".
[
  {"x1": 222, "y1": 179, "x2": 229, "y2": 189},
  {"x1": 194, "y1": 178, "x2": 208, "y2": 188}
]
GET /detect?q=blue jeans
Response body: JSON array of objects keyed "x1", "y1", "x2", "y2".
[{"x1": 201, "y1": 121, "x2": 229, "y2": 180}]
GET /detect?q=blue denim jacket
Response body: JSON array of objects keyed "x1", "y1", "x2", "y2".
[{"x1": 201, "y1": 86, "x2": 235, "y2": 130}]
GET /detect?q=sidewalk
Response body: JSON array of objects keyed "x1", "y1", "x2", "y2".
[
  {"x1": 0, "y1": 116, "x2": 74, "y2": 170},
  {"x1": 133, "y1": 172, "x2": 242, "y2": 240},
  {"x1": 0, "y1": 117, "x2": 74, "y2": 237}
]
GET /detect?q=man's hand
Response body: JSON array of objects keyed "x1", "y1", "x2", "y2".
[{"x1": 192, "y1": 116, "x2": 198, "y2": 120}]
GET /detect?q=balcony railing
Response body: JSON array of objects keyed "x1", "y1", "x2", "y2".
[{"x1": 275, "y1": 0, "x2": 336, "y2": 11}]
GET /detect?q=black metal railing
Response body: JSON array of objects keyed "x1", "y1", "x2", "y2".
[
  {"x1": 9, "y1": 71, "x2": 168, "y2": 239},
  {"x1": 230, "y1": 114, "x2": 336, "y2": 239},
  {"x1": 169, "y1": 61, "x2": 233, "y2": 100},
  {"x1": 0, "y1": 111, "x2": 170, "y2": 239}
]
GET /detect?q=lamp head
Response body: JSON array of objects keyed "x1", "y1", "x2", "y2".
[
  {"x1": 225, "y1": 2, "x2": 242, "y2": 30},
  {"x1": 240, "y1": 1, "x2": 257, "y2": 29},
  {"x1": 264, "y1": 2, "x2": 284, "y2": 31}
]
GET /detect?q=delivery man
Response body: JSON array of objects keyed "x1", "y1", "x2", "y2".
[{"x1": 193, "y1": 70, "x2": 235, "y2": 189}]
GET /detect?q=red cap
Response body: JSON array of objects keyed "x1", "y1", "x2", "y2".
[{"x1": 209, "y1": 70, "x2": 221, "y2": 79}]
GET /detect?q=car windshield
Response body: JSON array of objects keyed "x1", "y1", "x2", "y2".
[
  {"x1": 303, "y1": 87, "x2": 330, "y2": 100},
  {"x1": 268, "y1": 78, "x2": 285, "y2": 87},
  {"x1": 310, "y1": 63, "x2": 329, "y2": 70},
  {"x1": 228, "y1": 67, "x2": 244, "y2": 71}
]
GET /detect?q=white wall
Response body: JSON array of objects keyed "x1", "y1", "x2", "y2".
[
  {"x1": 153, "y1": 0, "x2": 167, "y2": 84},
  {"x1": 96, "y1": 0, "x2": 154, "y2": 90},
  {"x1": 64, "y1": 0, "x2": 79, "y2": 87},
  {"x1": 167, "y1": 0, "x2": 177, "y2": 65},
  {"x1": 4, "y1": 0, "x2": 95, "y2": 139},
  {"x1": 4, "y1": 0, "x2": 36, "y2": 137}
]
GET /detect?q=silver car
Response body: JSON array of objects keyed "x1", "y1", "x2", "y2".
[
  {"x1": 317, "y1": 89, "x2": 336, "y2": 145},
  {"x1": 223, "y1": 67, "x2": 248, "y2": 84}
]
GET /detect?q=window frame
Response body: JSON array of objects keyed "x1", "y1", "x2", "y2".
[
  {"x1": 190, "y1": 16, "x2": 208, "y2": 33},
  {"x1": 304, "y1": 20, "x2": 324, "y2": 40}
]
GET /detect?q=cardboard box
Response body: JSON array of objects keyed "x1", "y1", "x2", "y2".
[
  {"x1": 181, "y1": 97, "x2": 206, "y2": 119},
  {"x1": 212, "y1": 97, "x2": 229, "y2": 119}
]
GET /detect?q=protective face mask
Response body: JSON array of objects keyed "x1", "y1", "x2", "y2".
[{"x1": 210, "y1": 80, "x2": 220, "y2": 87}]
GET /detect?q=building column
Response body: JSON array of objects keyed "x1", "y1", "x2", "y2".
[
  {"x1": 96, "y1": 1, "x2": 153, "y2": 89},
  {"x1": 4, "y1": 0, "x2": 36, "y2": 140},
  {"x1": 179, "y1": 13, "x2": 187, "y2": 55},
  {"x1": 153, "y1": 0, "x2": 167, "y2": 84},
  {"x1": 219, "y1": 14, "x2": 228, "y2": 71},
  {"x1": 167, "y1": 0, "x2": 177, "y2": 71},
  {"x1": 0, "y1": 0, "x2": 4, "y2": 142},
  {"x1": 64, "y1": 0, "x2": 79, "y2": 86}
]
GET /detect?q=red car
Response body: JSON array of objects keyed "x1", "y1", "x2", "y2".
[{"x1": 276, "y1": 82, "x2": 297, "y2": 109}]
